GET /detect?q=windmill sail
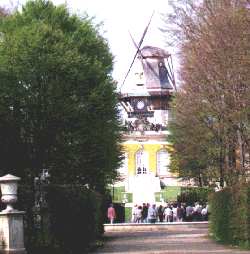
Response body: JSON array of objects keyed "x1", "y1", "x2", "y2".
[{"x1": 120, "y1": 11, "x2": 155, "y2": 91}]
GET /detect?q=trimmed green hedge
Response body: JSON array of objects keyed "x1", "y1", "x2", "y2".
[
  {"x1": 16, "y1": 184, "x2": 111, "y2": 253},
  {"x1": 178, "y1": 186, "x2": 214, "y2": 206},
  {"x1": 126, "y1": 193, "x2": 133, "y2": 203},
  {"x1": 107, "y1": 186, "x2": 125, "y2": 203},
  {"x1": 125, "y1": 207, "x2": 132, "y2": 222},
  {"x1": 209, "y1": 182, "x2": 250, "y2": 248},
  {"x1": 107, "y1": 186, "x2": 133, "y2": 203},
  {"x1": 47, "y1": 185, "x2": 105, "y2": 253}
]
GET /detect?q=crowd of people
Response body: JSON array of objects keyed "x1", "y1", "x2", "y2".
[
  {"x1": 131, "y1": 202, "x2": 210, "y2": 223},
  {"x1": 107, "y1": 202, "x2": 210, "y2": 224}
]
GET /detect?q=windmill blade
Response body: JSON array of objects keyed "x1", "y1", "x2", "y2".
[
  {"x1": 137, "y1": 11, "x2": 155, "y2": 49},
  {"x1": 166, "y1": 56, "x2": 174, "y2": 78},
  {"x1": 128, "y1": 31, "x2": 143, "y2": 60},
  {"x1": 165, "y1": 55, "x2": 177, "y2": 92},
  {"x1": 128, "y1": 31, "x2": 138, "y2": 49},
  {"x1": 170, "y1": 55, "x2": 177, "y2": 92},
  {"x1": 120, "y1": 11, "x2": 155, "y2": 92},
  {"x1": 165, "y1": 57, "x2": 174, "y2": 83}
]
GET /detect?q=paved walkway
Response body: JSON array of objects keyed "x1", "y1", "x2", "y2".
[{"x1": 90, "y1": 227, "x2": 250, "y2": 254}]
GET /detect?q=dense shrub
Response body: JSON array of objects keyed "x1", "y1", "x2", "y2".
[
  {"x1": 12, "y1": 183, "x2": 110, "y2": 253},
  {"x1": 107, "y1": 186, "x2": 133, "y2": 203},
  {"x1": 209, "y1": 182, "x2": 250, "y2": 248},
  {"x1": 209, "y1": 187, "x2": 233, "y2": 242},
  {"x1": 177, "y1": 186, "x2": 214, "y2": 205},
  {"x1": 125, "y1": 207, "x2": 132, "y2": 222},
  {"x1": 47, "y1": 185, "x2": 105, "y2": 253}
]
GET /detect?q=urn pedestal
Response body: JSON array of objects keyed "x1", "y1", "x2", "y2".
[{"x1": 0, "y1": 174, "x2": 27, "y2": 254}]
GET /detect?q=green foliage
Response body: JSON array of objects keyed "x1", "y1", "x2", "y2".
[
  {"x1": 127, "y1": 193, "x2": 133, "y2": 203},
  {"x1": 16, "y1": 183, "x2": 110, "y2": 253},
  {"x1": 107, "y1": 186, "x2": 125, "y2": 203},
  {"x1": 24, "y1": 228, "x2": 54, "y2": 251},
  {"x1": 209, "y1": 182, "x2": 250, "y2": 248},
  {"x1": 125, "y1": 207, "x2": 132, "y2": 222},
  {"x1": 47, "y1": 184, "x2": 106, "y2": 253},
  {"x1": 107, "y1": 186, "x2": 133, "y2": 203},
  {"x1": 166, "y1": 107, "x2": 219, "y2": 186},
  {"x1": 0, "y1": 0, "x2": 123, "y2": 190},
  {"x1": 178, "y1": 186, "x2": 214, "y2": 206},
  {"x1": 162, "y1": 0, "x2": 250, "y2": 188}
]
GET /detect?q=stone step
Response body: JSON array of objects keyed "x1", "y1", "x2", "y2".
[
  {"x1": 127, "y1": 175, "x2": 162, "y2": 205},
  {"x1": 104, "y1": 222, "x2": 209, "y2": 232}
]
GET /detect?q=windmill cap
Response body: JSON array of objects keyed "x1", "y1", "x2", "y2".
[{"x1": 140, "y1": 46, "x2": 170, "y2": 58}]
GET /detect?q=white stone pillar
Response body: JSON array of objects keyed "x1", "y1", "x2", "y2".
[{"x1": 0, "y1": 174, "x2": 27, "y2": 254}]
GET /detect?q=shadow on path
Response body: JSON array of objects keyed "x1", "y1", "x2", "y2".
[{"x1": 89, "y1": 228, "x2": 250, "y2": 254}]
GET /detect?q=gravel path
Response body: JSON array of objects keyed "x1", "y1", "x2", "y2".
[{"x1": 90, "y1": 227, "x2": 250, "y2": 254}]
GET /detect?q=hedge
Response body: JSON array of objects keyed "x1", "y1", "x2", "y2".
[
  {"x1": 177, "y1": 186, "x2": 214, "y2": 206},
  {"x1": 125, "y1": 207, "x2": 132, "y2": 222},
  {"x1": 209, "y1": 182, "x2": 250, "y2": 248},
  {"x1": 47, "y1": 185, "x2": 105, "y2": 253},
  {"x1": 107, "y1": 186, "x2": 133, "y2": 203},
  {"x1": 14, "y1": 183, "x2": 111, "y2": 253}
]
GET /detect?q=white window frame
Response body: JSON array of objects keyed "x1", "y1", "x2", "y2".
[{"x1": 136, "y1": 150, "x2": 149, "y2": 175}]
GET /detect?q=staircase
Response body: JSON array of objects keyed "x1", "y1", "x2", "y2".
[{"x1": 128, "y1": 175, "x2": 161, "y2": 205}]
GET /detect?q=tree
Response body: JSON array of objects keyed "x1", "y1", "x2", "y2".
[
  {"x1": 0, "y1": 0, "x2": 123, "y2": 191},
  {"x1": 162, "y1": 0, "x2": 250, "y2": 187},
  {"x1": 0, "y1": 1, "x2": 18, "y2": 20},
  {"x1": 166, "y1": 94, "x2": 221, "y2": 186}
]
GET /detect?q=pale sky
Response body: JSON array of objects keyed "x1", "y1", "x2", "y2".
[{"x1": 1, "y1": 0, "x2": 177, "y2": 91}]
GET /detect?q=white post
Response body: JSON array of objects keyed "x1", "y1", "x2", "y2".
[{"x1": 0, "y1": 174, "x2": 27, "y2": 254}]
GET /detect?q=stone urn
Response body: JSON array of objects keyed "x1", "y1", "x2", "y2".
[{"x1": 0, "y1": 174, "x2": 21, "y2": 212}]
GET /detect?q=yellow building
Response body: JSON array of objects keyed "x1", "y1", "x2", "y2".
[{"x1": 115, "y1": 46, "x2": 194, "y2": 207}]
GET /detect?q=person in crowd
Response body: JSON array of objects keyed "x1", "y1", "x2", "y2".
[
  {"x1": 177, "y1": 203, "x2": 185, "y2": 222},
  {"x1": 164, "y1": 203, "x2": 172, "y2": 222},
  {"x1": 153, "y1": 204, "x2": 158, "y2": 222},
  {"x1": 192, "y1": 203, "x2": 198, "y2": 222},
  {"x1": 205, "y1": 202, "x2": 210, "y2": 221},
  {"x1": 136, "y1": 205, "x2": 142, "y2": 223},
  {"x1": 147, "y1": 203, "x2": 157, "y2": 223},
  {"x1": 107, "y1": 204, "x2": 116, "y2": 224},
  {"x1": 141, "y1": 203, "x2": 148, "y2": 223},
  {"x1": 163, "y1": 202, "x2": 168, "y2": 212},
  {"x1": 132, "y1": 204, "x2": 138, "y2": 222},
  {"x1": 153, "y1": 204, "x2": 157, "y2": 213},
  {"x1": 182, "y1": 203, "x2": 187, "y2": 222},
  {"x1": 196, "y1": 202, "x2": 202, "y2": 221},
  {"x1": 186, "y1": 203, "x2": 194, "y2": 222},
  {"x1": 158, "y1": 205, "x2": 164, "y2": 222},
  {"x1": 172, "y1": 203, "x2": 178, "y2": 222},
  {"x1": 154, "y1": 204, "x2": 159, "y2": 222},
  {"x1": 201, "y1": 205, "x2": 207, "y2": 221},
  {"x1": 147, "y1": 203, "x2": 150, "y2": 218}
]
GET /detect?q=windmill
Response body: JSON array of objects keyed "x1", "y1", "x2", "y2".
[
  {"x1": 119, "y1": 12, "x2": 175, "y2": 133},
  {"x1": 119, "y1": 11, "x2": 177, "y2": 93}
]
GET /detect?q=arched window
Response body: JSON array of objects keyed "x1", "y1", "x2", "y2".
[
  {"x1": 136, "y1": 150, "x2": 149, "y2": 175},
  {"x1": 157, "y1": 150, "x2": 170, "y2": 175}
]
